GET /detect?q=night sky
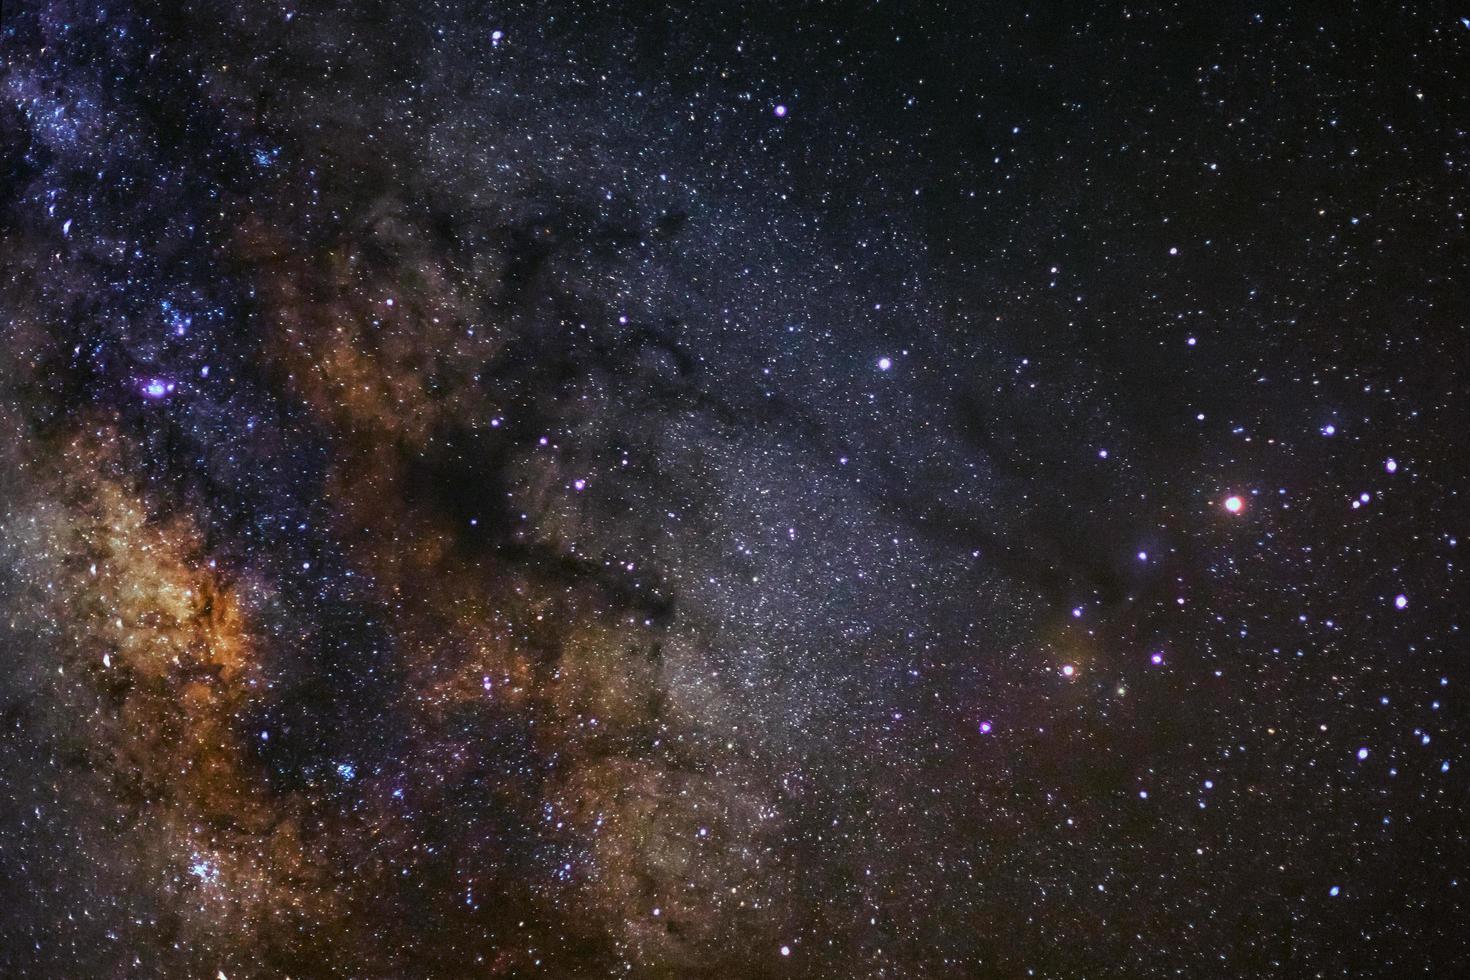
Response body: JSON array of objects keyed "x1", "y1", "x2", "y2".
[{"x1": 2, "y1": 2, "x2": 1467, "y2": 977}]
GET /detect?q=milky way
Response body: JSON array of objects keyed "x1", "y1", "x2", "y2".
[{"x1": 2, "y1": 3, "x2": 1468, "y2": 977}]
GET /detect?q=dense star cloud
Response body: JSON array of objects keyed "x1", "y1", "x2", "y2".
[{"x1": 2, "y1": 2, "x2": 1467, "y2": 977}]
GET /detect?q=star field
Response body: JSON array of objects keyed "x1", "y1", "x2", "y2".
[{"x1": 1, "y1": 2, "x2": 1467, "y2": 977}]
